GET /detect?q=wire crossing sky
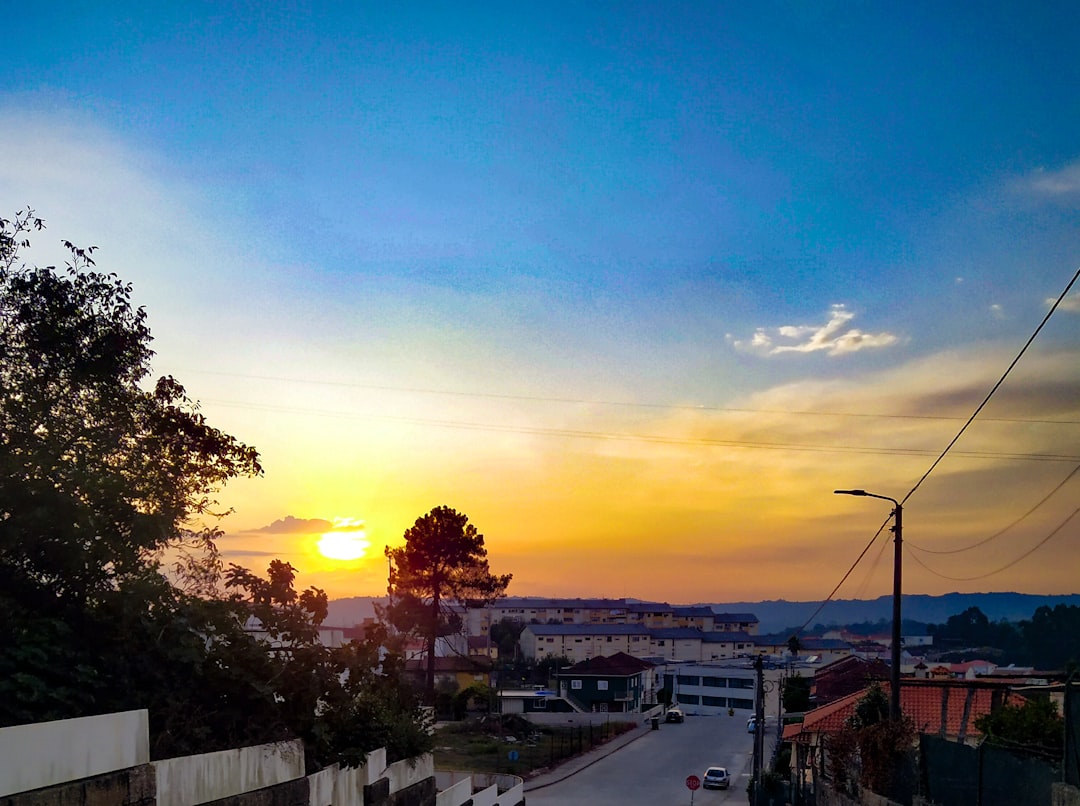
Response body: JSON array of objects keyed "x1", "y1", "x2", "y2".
[{"x1": 4, "y1": 3, "x2": 1080, "y2": 601}]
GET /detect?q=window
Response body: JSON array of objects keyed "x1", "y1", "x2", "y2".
[
  {"x1": 729, "y1": 697, "x2": 753, "y2": 710},
  {"x1": 571, "y1": 679, "x2": 582, "y2": 690},
  {"x1": 702, "y1": 696, "x2": 727, "y2": 707},
  {"x1": 680, "y1": 694, "x2": 700, "y2": 705},
  {"x1": 597, "y1": 680, "x2": 609, "y2": 691},
  {"x1": 703, "y1": 676, "x2": 726, "y2": 688},
  {"x1": 677, "y1": 675, "x2": 700, "y2": 687},
  {"x1": 534, "y1": 697, "x2": 547, "y2": 709},
  {"x1": 606, "y1": 636, "x2": 612, "y2": 642},
  {"x1": 729, "y1": 677, "x2": 754, "y2": 689},
  {"x1": 657, "y1": 640, "x2": 666, "y2": 647}
]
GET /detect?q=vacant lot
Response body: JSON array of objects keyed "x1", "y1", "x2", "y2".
[{"x1": 433, "y1": 716, "x2": 635, "y2": 777}]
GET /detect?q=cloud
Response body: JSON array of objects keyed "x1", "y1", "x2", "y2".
[
  {"x1": 1022, "y1": 161, "x2": 1080, "y2": 198},
  {"x1": 249, "y1": 516, "x2": 334, "y2": 534},
  {"x1": 1048, "y1": 292, "x2": 1080, "y2": 313},
  {"x1": 736, "y1": 304, "x2": 899, "y2": 357}
]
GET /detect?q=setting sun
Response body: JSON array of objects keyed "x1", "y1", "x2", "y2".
[{"x1": 317, "y1": 519, "x2": 370, "y2": 561}]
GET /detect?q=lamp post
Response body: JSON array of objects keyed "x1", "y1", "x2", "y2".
[{"x1": 835, "y1": 489, "x2": 903, "y2": 722}]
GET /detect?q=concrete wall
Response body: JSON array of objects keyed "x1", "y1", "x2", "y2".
[
  {"x1": 433, "y1": 778, "x2": 471, "y2": 806},
  {"x1": 0, "y1": 709, "x2": 149, "y2": 798},
  {"x1": 522, "y1": 710, "x2": 651, "y2": 727},
  {"x1": 2, "y1": 711, "x2": 450, "y2": 806},
  {"x1": 153, "y1": 740, "x2": 304, "y2": 806},
  {"x1": 433, "y1": 773, "x2": 524, "y2": 806},
  {"x1": 1054, "y1": 783, "x2": 1080, "y2": 806}
]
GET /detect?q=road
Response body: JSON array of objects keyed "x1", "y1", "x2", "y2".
[{"x1": 526, "y1": 714, "x2": 757, "y2": 806}]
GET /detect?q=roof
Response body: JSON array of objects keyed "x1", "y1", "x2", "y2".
[
  {"x1": 563, "y1": 652, "x2": 654, "y2": 676},
  {"x1": 524, "y1": 623, "x2": 650, "y2": 636},
  {"x1": 493, "y1": 596, "x2": 633, "y2": 610},
  {"x1": 405, "y1": 656, "x2": 492, "y2": 674},
  {"x1": 650, "y1": 627, "x2": 707, "y2": 640},
  {"x1": 713, "y1": 612, "x2": 759, "y2": 623},
  {"x1": 672, "y1": 605, "x2": 715, "y2": 618},
  {"x1": 798, "y1": 680, "x2": 1015, "y2": 739},
  {"x1": 703, "y1": 631, "x2": 756, "y2": 643}
]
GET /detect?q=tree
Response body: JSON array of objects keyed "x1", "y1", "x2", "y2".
[
  {"x1": 0, "y1": 211, "x2": 432, "y2": 768},
  {"x1": 384, "y1": 506, "x2": 511, "y2": 702},
  {"x1": 975, "y1": 696, "x2": 1064, "y2": 760},
  {"x1": 783, "y1": 674, "x2": 811, "y2": 713},
  {"x1": 0, "y1": 209, "x2": 261, "y2": 731},
  {"x1": 490, "y1": 617, "x2": 526, "y2": 660},
  {"x1": 0, "y1": 208, "x2": 261, "y2": 611}
]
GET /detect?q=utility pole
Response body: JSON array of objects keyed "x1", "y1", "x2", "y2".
[
  {"x1": 835, "y1": 489, "x2": 903, "y2": 722},
  {"x1": 753, "y1": 654, "x2": 765, "y2": 804}
]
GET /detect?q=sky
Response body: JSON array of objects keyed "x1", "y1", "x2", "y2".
[{"x1": 4, "y1": 2, "x2": 1080, "y2": 606}]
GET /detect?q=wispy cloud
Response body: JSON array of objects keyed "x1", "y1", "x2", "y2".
[
  {"x1": 735, "y1": 304, "x2": 899, "y2": 357},
  {"x1": 245, "y1": 515, "x2": 367, "y2": 534},
  {"x1": 248, "y1": 516, "x2": 333, "y2": 534},
  {"x1": 1049, "y1": 292, "x2": 1080, "y2": 313},
  {"x1": 1016, "y1": 161, "x2": 1080, "y2": 200}
]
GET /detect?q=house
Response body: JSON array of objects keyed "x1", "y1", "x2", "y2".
[
  {"x1": 403, "y1": 655, "x2": 493, "y2": 691},
  {"x1": 812, "y1": 655, "x2": 890, "y2": 706},
  {"x1": 754, "y1": 634, "x2": 853, "y2": 664},
  {"x1": 557, "y1": 652, "x2": 656, "y2": 713},
  {"x1": 713, "y1": 612, "x2": 760, "y2": 635},
  {"x1": 784, "y1": 678, "x2": 1021, "y2": 798}
]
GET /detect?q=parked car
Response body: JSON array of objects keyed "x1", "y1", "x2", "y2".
[
  {"x1": 665, "y1": 708, "x2": 685, "y2": 723},
  {"x1": 746, "y1": 716, "x2": 756, "y2": 733},
  {"x1": 703, "y1": 766, "x2": 730, "y2": 789}
]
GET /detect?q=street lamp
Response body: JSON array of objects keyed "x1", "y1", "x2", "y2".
[{"x1": 835, "y1": 489, "x2": 903, "y2": 722}]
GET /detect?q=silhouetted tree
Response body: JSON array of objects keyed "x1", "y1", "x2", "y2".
[{"x1": 384, "y1": 506, "x2": 511, "y2": 702}]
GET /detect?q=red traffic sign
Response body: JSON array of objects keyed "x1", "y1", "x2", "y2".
[{"x1": 686, "y1": 775, "x2": 701, "y2": 791}]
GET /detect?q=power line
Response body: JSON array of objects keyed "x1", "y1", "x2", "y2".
[
  {"x1": 179, "y1": 368, "x2": 1080, "y2": 426},
  {"x1": 906, "y1": 505, "x2": 1080, "y2": 582},
  {"x1": 907, "y1": 463, "x2": 1080, "y2": 554},
  {"x1": 789, "y1": 516, "x2": 892, "y2": 640},
  {"x1": 901, "y1": 265, "x2": 1080, "y2": 506},
  {"x1": 203, "y1": 397, "x2": 1080, "y2": 462}
]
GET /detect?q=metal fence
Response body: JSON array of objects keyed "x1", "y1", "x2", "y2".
[{"x1": 920, "y1": 734, "x2": 1059, "y2": 806}]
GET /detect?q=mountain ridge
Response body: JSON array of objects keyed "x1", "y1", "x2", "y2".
[{"x1": 325, "y1": 592, "x2": 1080, "y2": 634}]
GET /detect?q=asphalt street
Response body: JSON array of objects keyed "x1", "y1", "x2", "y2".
[{"x1": 526, "y1": 713, "x2": 757, "y2": 806}]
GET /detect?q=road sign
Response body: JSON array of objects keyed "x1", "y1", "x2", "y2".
[
  {"x1": 686, "y1": 775, "x2": 701, "y2": 790},
  {"x1": 508, "y1": 750, "x2": 519, "y2": 762}
]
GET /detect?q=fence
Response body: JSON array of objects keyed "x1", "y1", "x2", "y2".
[{"x1": 921, "y1": 734, "x2": 1059, "y2": 806}]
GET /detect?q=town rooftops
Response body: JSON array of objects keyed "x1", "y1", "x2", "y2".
[
  {"x1": 788, "y1": 679, "x2": 1017, "y2": 742},
  {"x1": 524, "y1": 623, "x2": 650, "y2": 636},
  {"x1": 713, "y1": 612, "x2": 759, "y2": 623},
  {"x1": 672, "y1": 605, "x2": 715, "y2": 618},
  {"x1": 562, "y1": 652, "x2": 654, "y2": 676},
  {"x1": 650, "y1": 627, "x2": 710, "y2": 640}
]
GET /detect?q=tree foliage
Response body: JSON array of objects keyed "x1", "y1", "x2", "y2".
[
  {"x1": 0, "y1": 211, "x2": 429, "y2": 768},
  {"x1": 974, "y1": 696, "x2": 1064, "y2": 760},
  {"x1": 384, "y1": 506, "x2": 511, "y2": 702},
  {"x1": 783, "y1": 673, "x2": 811, "y2": 713}
]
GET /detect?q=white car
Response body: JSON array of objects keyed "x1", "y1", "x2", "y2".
[{"x1": 703, "y1": 766, "x2": 730, "y2": 789}]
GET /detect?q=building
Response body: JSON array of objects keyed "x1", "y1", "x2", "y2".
[
  {"x1": 520, "y1": 623, "x2": 651, "y2": 663},
  {"x1": 658, "y1": 662, "x2": 758, "y2": 715},
  {"x1": 557, "y1": 652, "x2": 656, "y2": 713}
]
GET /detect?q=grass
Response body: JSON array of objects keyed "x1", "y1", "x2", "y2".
[{"x1": 432, "y1": 715, "x2": 635, "y2": 777}]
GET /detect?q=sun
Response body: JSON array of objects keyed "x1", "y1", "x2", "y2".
[{"x1": 317, "y1": 519, "x2": 369, "y2": 561}]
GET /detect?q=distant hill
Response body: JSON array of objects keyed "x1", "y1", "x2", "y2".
[
  {"x1": 325, "y1": 596, "x2": 385, "y2": 627},
  {"x1": 324, "y1": 592, "x2": 1080, "y2": 634},
  {"x1": 707, "y1": 593, "x2": 1080, "y2": 635}
]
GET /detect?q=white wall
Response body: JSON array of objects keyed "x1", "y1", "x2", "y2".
[
  {"x1": 0, "y1": 709, "x2": 149, "y2": 798},
  {"x1": 153, "y1": 739, "x2": 304, "y2": 806}
]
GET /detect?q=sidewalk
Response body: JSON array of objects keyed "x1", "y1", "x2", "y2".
[{"x1": 523, "y1": 720, "x2": 653, "y2": 791}]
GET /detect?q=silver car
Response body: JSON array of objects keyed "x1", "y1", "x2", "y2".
[{"x1": 703, "y1": 766, "x2": 730, "y2": 789}]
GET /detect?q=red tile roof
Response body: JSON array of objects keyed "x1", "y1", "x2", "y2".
[
  {"x1": 799, "y1": 680, "x2": 1016, "y2": 739},
  {"x1": 563, "y1": 651, "x2": 654, "y2": 676}
]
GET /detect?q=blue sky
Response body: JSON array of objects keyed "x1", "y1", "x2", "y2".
[{"x1": 4, "y1": 3, "x2": 1080, "y2": 601}]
